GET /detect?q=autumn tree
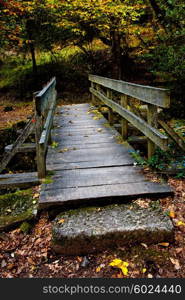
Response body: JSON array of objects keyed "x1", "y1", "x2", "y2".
[
  {"x1": 0, "y1": 0, "x2": 61, "y2": 79},
  {"x1": 55, "y1": 0, "x2": 147, "y2": 79}
]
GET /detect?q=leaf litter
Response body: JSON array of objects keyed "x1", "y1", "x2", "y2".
[{"x1": 0, "y1": 178, "x2": 185, "y2": 278}]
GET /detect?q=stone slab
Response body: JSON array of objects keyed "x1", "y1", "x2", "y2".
[{"x1": 52, "y1": 203, "x2": 174, "y2": 255}]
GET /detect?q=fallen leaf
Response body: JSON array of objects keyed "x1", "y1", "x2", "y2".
[
  {"x1": 148, "y1": 274, "x2": 153, "y2": 278},
  {"x1": 175, "y1": 248, "x2": 183, "y2": 254},
  {"x1": 7, "y1": 264, "x2": 14, "y2": 270},
  {"x1": 33, "y1": 193, "x2": 40, "y2": 199},
  {"x1": 96, "y1": 267, "x2": 101, "y2": 273},
  {"x1": 142, "y1": 268, "x2": 147, "y2": 274},
  {"x1": 57, "y1": 219, "x2": 65, "y2": 224},
  {"x1": 109, "y1": 259, "x2": 129, "y2": 276},
  {"x1": 116, "y1": 272, "x2": 124, "y2": 278},
  {"x1": 59, "y1": 148, "x2": 69, "y2": 153},
  {"x1": 141, "y1": 243, "x2": 148, "y2": 249},
  {"x1": 27, "y1": 257, "x2": 36, "y2": 265},
  {"x1": 158, "y1": 242, "x2": 169, "y2": 247},
  {"x1": 1, "y1": 260, "x2": 7, "y2": 268},
  {"x1": 169, "y1": 210, "x2": 175, "y2": 218},
  {"x1": 170, "y1": 258, "x2": 180, "y2": 270},
  {"x1": 77, "y1": 256, "x2": 82, "y2": 263},
  {"x1": 177, "y1": 221, "x2": 185, "y2": 226}
]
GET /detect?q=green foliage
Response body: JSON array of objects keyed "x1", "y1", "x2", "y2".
[
  {"x1": 147, "y1": 148, "x2": 171, "y2": 170},
  {"x1": 130, "y1": 150, "x2": 147, "y2": 166},
  {"x1": 19, "y1": 221, "x2": 31, "y2": 234}
]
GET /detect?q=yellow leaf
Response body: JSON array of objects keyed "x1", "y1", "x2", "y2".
[
  {"x1": 158, "y1": 242, "x2": 169, "y2": 247},
  {"x1": 96, "y1": 267, "x2": 101, "y2": 273},
  {"x1": 58, "y1": 219, "x2": 65, "y2": 224},
  {"x1": 109, "y1": 259, "x2": 129, "y2": 276},
  {"x1": 177, "y1": 221, "x2": 185, "y2": 226},
  {"x1": 142, "y1": 268, "x2": 147, "y2": 274},
  {"x1": 169, "y1": 210, "x2": 175, "y2": 218}
]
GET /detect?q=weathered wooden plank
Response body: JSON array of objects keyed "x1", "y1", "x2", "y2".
[
  {"x1": 54, "y1": 118, "x2": 105, "y2": 126},
  {"x1": 35, "y1": 78, "x2": 57, "y2": 179},
  {"x1": 53, "y1": 127, "x2": 116, "y2": 136},
  {"x1": 53, "y1": 131, "x2": 117, "y2": 140},
  {"x1": 35, "y1": 77, "x2": 56, "y2": 115},
  {"x1": 5, "y1": 143, "x2": 36, "y2": 153},
  {"x1": 0, "y1": 172, "x2": 40, "y2": 189},
  {"x1": 90, "y1": 88, "x2": 168, "y2": 151},
  {"x1": 49, "y1": 142, "x2": 120, "y2": 150},
  {"x1": 89, "y1": 75, "x2": 170, "y2": 108},
  {"x1": 47, "y1": 146, "x2": 132, "y2": 164},
  {"x1": 47, "y1": 157, "x2": 134, "y2": 171},
  {"x1": 42, "y1": 166, "x2": 146, "y2": 190},
  {"x1": 40, "y1": 181, "x2": 173, "y2": 208},
  {"x1": 52, "y1": 134, "x2": 118, "y2": 145}
]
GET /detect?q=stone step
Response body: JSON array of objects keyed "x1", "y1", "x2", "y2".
[{"x1": 52, "y1": 203, "x2": 174, "y2": 255}]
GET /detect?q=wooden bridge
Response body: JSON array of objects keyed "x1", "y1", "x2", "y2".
[{"x1": 0, "y1": 75, "x2": 174, "y2": 205}]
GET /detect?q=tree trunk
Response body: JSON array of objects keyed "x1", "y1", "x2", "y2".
[
  {"x1": 29, "y1": 42, "x2": 37, "y2": 76},
  {"x1": 26, "y1": 19, "x2": 37, "y2": 82},
  {"x1": 110, "y1": 29, "x2": 122, "y2": 80}
]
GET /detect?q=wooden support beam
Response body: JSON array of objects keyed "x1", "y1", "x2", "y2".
[
  {"x1": 107, "y1": 89, "x2": 114, "y2": 125},
  {"x1": 0, "y1": 172, "x2": 40, "y2": 189},
  {"x1": 0, "y1": 117, "x2": 35, "y2": 173},
  {"x1": 91, "y1": 82, "x2": 96, "y2": 105},
  {"x1": 5, "y1": 143, "x2": 36, "y2": 153},
  {"x1": 120, "y1": 95, "x2": 128, "y2": 140},
  {"x1": 147, "y1": 104, "x2": 158, "y2": 158},
  {"x1": 159, "y1": 119, "x2": 185, "y2": 151}
]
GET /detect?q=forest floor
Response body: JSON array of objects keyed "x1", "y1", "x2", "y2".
[
  {"x1": 0, "y1": 101, "x2": 33, "y2": 130},
  {"x1": 0, "y1": 171, "x2": 184, "y2": 278},
  {"x1": 0, "y1": 100, "x2": 185, "y2": 278}
]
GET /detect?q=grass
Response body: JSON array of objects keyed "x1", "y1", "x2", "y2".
[{"x1": 0, "y1": 39, "x2": 110, "y2": 103}]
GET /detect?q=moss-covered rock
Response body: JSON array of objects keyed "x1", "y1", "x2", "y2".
[
  {"x1": 52, "y1": 203, "x2": 174, "y2": 255},
  {"x1": 0, "y1": 189, "x2": 38, "y2": 230}
]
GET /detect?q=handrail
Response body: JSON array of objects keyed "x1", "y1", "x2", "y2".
[
  {"x1": 34, "y1": 77, "x2": 57, "y2": 178},
  {"x1": 89, "y1": 74, "x2": 170, "y2": 158},
  {"x1": 89, "y1": 75, "x2": 170, "y2": 108}
]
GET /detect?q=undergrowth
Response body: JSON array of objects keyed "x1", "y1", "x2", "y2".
[{"x1": 130, "y1": 147, "x2": 185, "y2": 178}]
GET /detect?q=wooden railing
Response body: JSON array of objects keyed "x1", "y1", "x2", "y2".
[
  {"x1": 34, "y1": 77, "x2": 57, "y2": 178},
  {"x1": 0, "y1": 116, "x2": 35, "y2": 173},
  {"x1": 89, "y1": 74, "x2": 170, "y2": 158}
]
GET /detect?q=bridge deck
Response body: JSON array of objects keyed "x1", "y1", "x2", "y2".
[{"x1": 39, "y1": 103, "x2": 173, "y2": 208}]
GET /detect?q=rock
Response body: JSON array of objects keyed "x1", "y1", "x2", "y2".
[
  {"x1": 80, "y1": 256, "x2": 90, "y2": 268},
  {"x1": 0, "y1": 189, "x2": 38, "y2": 230},
  {"x1": 52, "y1": 203, "x2": 174, "y2": 255}
]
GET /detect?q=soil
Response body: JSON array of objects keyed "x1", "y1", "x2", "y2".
[{"x1": 0, "y1": 103, "x2": 33, "y2": 130}]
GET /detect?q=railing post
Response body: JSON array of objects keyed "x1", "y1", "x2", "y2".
[
  {"x1": 34, "y1": 94, "x2": 46, "y2": 179},
  {"x1": 91, "y1": 82, "x2": 95, "y2": 105},
  {"x1": 107, "y1": 89, "x2": 114, "y2": 125},
  {"x1": 147, "y1": 104, "x2": 158, "y2": 159},
  {"x1": 120, "y1": 94, "x2": 128, "y2": 140},
  {"x1": 37, "y1": 143, "x2": 46, "y2": 179}
]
